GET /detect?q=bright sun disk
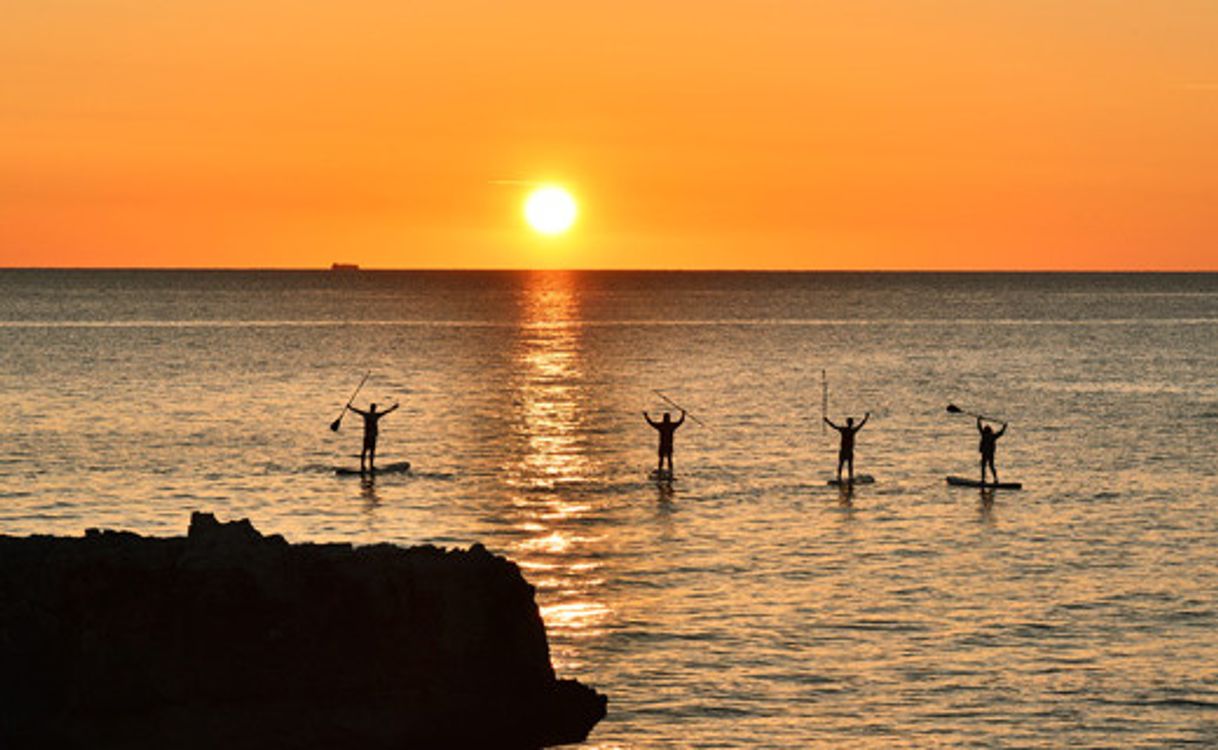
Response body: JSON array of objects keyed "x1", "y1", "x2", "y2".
[{"x1": 524, "y1": 186, "x2": 578, "y2": 235}]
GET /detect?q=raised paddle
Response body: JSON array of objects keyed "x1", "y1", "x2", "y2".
[
  {"x1": 653, "y1": 389, "x2": 707, "y2": 428},
  {"x1": 821, "y1": 369, "x2": 828, "y2": 436},
  {"x1": 946, "y1": 403, "x2": 1006, "y2": 423},
  {"x1": 331, "y1": 371, "x2": 371, "y2": 431}
]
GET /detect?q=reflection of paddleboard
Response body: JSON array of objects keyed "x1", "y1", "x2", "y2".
[
  {"x1": 335, "y1": 461, "x2": 412, "y2": 477},
  {"x1": 946, "y1": 476, "x2": 1022, "y2": 490},
  {"x1": 649, "y1": 469, "x2": 676, "y2": 483},
  {"x1": 826, "y1": 475, "x2": 875, "y2": 486}
]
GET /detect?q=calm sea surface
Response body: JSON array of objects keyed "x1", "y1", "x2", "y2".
[{"x1": 2, "y1": 270, "x2": 1217, "y2": 747}]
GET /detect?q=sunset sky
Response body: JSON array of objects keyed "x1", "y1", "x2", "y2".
[{"x1": 3, "y1": 1, "x2": 1216, "y2": 270}]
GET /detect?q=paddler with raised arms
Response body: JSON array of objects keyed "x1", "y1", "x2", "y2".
[
  {"x1": 823, "y1": 412, "x2": 870, "y2": 484},
  {"x1": 347, "y1": 401, "x2": 400, "y2": 474},
  {"x1": 977, "y1": 416, "x2": 1008, "y2": 485},
  {"x1": 644, "y1": 410, "x2": 685, "y2": 479}
]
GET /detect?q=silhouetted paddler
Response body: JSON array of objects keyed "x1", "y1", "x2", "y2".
[
  {"x1": 824, "y1": 412, "x2": 869, "y2": 483},
  {"x1": 347, "y1": 402, "x2": 399, "y2": 473},
  {"x1": 977, "y1": 416, "x2": 1007, "y2": 484},
  {"x1": 644, "y1": 410, "x2": 685, "y2": 477}
]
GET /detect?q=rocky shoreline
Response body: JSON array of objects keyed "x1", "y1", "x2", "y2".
[{"x1": 0, "y1": 512, "x2": 606, "y2": 748}]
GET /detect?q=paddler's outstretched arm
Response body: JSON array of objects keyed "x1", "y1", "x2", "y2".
[
  {"x1": 995, "y1": 422, "x2": 1007, "y2": 438},
  {"x1": 823, "y1": 417, "x2": 839, "y2": 430},
  {"x1": 643, "y1": 411, "x2": 659, "y2": 428},
  {"x1": 856, "y1": 412, "x2": 871, "y2": 431},
  {"x1": 348, "y1": 405, "x2": 369, "y2": 416},
  {"x1": 383, "y1": 403, "x2": 400, "y2": 415},
  {"x1": 674, "y1": 410, "x2": 686, "y2": 428}
]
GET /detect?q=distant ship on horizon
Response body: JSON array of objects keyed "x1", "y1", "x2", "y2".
[{"x1": 330, "y1": 263, "x2": 360, "y2": 271}]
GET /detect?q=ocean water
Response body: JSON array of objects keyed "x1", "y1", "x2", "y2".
[{"x1": 2, "y1": 269, "x2": 1217, "y2": 747}]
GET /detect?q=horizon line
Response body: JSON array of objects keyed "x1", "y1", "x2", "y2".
[{"x1": 2, "y1": 266, "x2": 1218, "y2": 274}]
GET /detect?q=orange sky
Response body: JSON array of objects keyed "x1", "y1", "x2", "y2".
[{"x1": 3, "y1": 1, "x2": 1216, "y2": 269}]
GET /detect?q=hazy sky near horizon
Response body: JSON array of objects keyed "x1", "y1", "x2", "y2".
[{"x1": 3, "y1": 1, "x2": 1217, "y2": 269}]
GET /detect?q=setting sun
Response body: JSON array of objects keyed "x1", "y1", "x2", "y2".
[{"x1": 524, "y1": 186, "x2": 578, "y2": 236}]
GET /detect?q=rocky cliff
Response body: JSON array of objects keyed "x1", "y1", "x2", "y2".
[{"x1": 0, "y1": 512, "x2": 606, "y2": 748}]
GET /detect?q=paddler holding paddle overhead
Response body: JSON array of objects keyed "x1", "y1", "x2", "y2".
[
  {"x1": 977, "y1": 416, "x2": 1007, "y2": 485},
  {"x1": 348, "y1": 402, "x2": 399, "y2": 474},
  {"x1": 644, "y1": 410, "x2": 685, "y2": 478},
  {"x1": 824, "y1": 412, "x2": 869, "y2": 484}
]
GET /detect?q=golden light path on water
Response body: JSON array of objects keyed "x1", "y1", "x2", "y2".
[{"x1": 508, "y1": 272, "x2": 611, "y2": 671}]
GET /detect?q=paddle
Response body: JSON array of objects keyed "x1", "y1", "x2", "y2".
[
  {"x1": 653, "y1": 389, "x2": 707, "y2": 428},
  {"x1": 946, "y1": 403, "x2": 1006, "y2": 423},
  {"x1": 821, "y1": 369, "x2": 828, "y2": 435},
  {"x1": 331, "y1": 371, "x2": 371, "y2": 431}
]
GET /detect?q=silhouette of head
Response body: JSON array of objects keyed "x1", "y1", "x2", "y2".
[
  {"x1": 662, "y1": 412, "x2": 671, "y2": 423},
  {"x1": 846, "y1": 417, "x2": 854, "y2": 427},
  {"x1": 983, "y1": 425, "x2": 992, "y2": 435},
  {"x1": 370, "y1": 403, "x2": 378, "y2": 412}
]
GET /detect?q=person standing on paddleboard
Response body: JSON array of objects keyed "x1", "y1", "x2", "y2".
[
  {"x1": 348, "y1": 402, "x2": 399, "y2": 473},
  {"x1": 824, "y1": 412, "x2": 869, "y2": 483},
  {"x1": 644, "y1": 410, "x2": 685, "y2": 477},
  {"x1": 977, "y1": 417, "x2": 1007, "y2": 485}
]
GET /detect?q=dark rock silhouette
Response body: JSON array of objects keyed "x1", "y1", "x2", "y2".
[{"x1": 0, "y1": 512, "x2": 606, "y2": 748}]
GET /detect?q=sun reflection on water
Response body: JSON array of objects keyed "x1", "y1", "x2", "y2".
[{"x1": 506, "y1": 271, "x2": 612, "y2": 672}]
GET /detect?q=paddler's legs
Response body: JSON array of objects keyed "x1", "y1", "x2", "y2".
[
  {"x1": 368, "y1": 438, "x2": 378, "y2": 473},
  {"x1": 981, "y1": 454, "x2": 998, "y2": 484},
  {"x1": 362, "y1": 437, "x2": 374, "y2": 474},
  {"x1": 657, "y1": 447, "x2": 665, "y2": 475},
  {"x1": 658, "y1": 448, "x2": 674, "y2": 476},
  {"x1": 846, "y1": 454, "x2": 854, "y2": 483}
]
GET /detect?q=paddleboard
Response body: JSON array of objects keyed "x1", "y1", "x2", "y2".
[
  {"x1": 946, "y1": 476, "x2": 1022, "y2": 490},
  {"x1": 826, "y1": 474, "x2": 875, "y2": 486},
  {"x1": 649, "y1": 469, "x2": 676, "y2": 483},
  {"x1": 335, "y1": 461, "x2": 412, "y2": 477}
]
